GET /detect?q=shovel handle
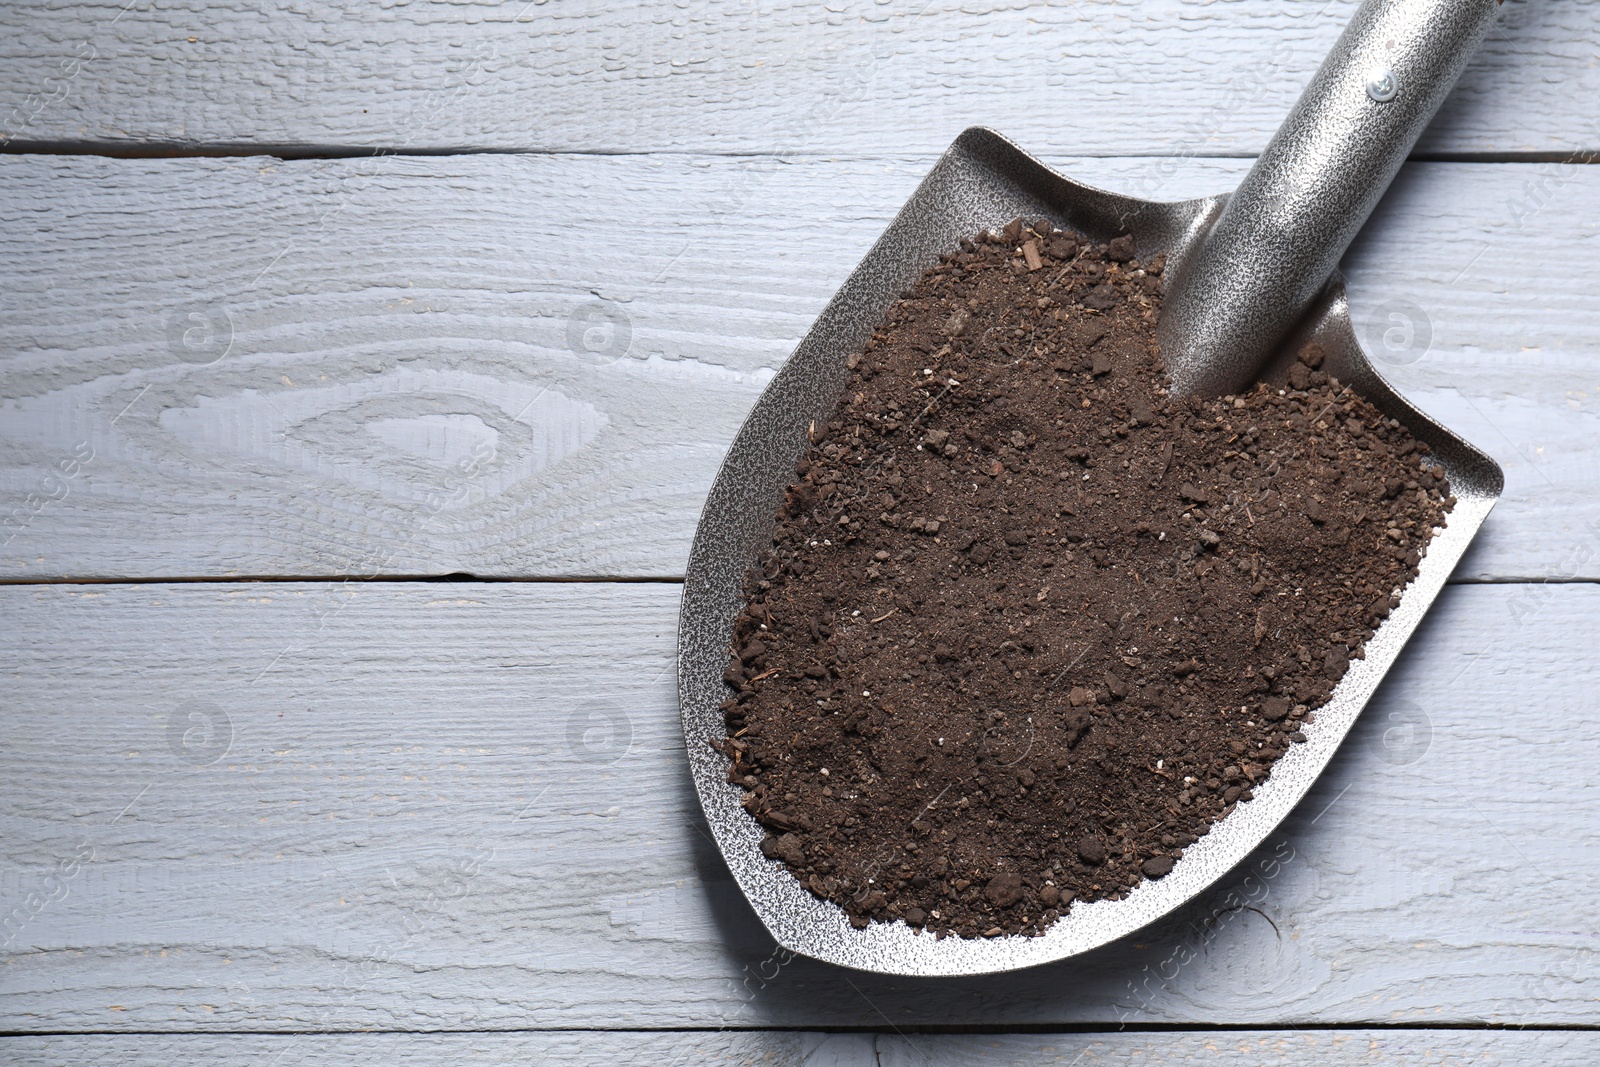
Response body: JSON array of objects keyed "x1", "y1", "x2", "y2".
[{"x1": 1159, "y1": 0, "x2": 1504, "y2": 398}]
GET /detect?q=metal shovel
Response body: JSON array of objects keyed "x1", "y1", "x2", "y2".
[{"x1": 678, "y1": 0, "x2": 1506, "y2": 977}]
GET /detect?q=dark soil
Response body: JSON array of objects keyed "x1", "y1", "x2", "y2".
[{"x1": 715, "y1": 219, "x2": 1454, "y2": 940}]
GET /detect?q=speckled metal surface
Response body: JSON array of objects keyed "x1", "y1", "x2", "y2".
[
  {"x1": 678, "y1": 1, "x2": 1505, "y2": 978},
  {"x1": 1159, "y1": 0, "x2": 1504, "y2": 398}
]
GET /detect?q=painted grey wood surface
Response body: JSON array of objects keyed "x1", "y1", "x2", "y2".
[
  {"x1": 0, "y1": 0, "x2": 1595, "y2": 156},
  {"x1": 6, "y1": 1030, "x2": 1599, "y2": 1066},
  {"x1": 880, "y1": 1031, "x2": 1600, "y2": 1065},
  {"x1": 2, "y1": 580, "x2": 1596, "y2": 1029},
  {"x1": 3, "y1": 0, "x2": 1598, "y2": 1056},
  {"x1": 2, "y1": 153, "x2": 1598, "y2": 581},
  {"x1": 4, "y1": 1032, "x2": 881, "y2": 1067}
]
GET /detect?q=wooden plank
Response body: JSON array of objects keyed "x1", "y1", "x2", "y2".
[
  {"x1": 4, "y1": 1032, "x2": 880, "y2": 1065},
  {"x1": 879, "y1": 1032, "x2": 1600, "y2": 1065},
  {"x1": 2, "y1": 153, "x2": 1598, "y2": 581},
  {"x1": 1, "y1": 581, "x2": 1597, "y2": 1029},
  {"x1": 4, "y1": 1030, "x2": 1598, "y2": 1066},
  {"x1": 0, "y1": 0, "x2": 1594, "y2": 155}
]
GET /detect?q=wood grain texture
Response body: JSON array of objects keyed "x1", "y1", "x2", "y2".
[
  {"x1": 878, "y1": 1031, "x2": 1600, "y2": 1065},
  {"x1": 0, "y1": 0, "x2": 1595, "y2": 156},
  {"x1": 2, "y1": 581, "x2": 1597, "y2": 1030},
  {"x1": 5, "y1": 1030, "x2": 1598, "y2": 1066},
  {"x1": 2, "y1": 152, "x2": 1598, "y2": 581},
  {"x1": 5, "y1": 1031, "x2": 880, "y2": 1066}
]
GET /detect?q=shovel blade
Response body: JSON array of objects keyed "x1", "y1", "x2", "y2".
[{"x1": 677, "y1": 128, "x2": 1502, "y2": 976}]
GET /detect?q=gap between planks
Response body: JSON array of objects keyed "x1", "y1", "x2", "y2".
[
  {"x1": 5, "y1": 1023, "x2": 1600, "y2": 1036},
  {"x1": 0, "y1": 574, "x2": 1596, "y2": 588},
  {"x1": 0, "y1": 574, "x2": 684, "y2": 586},
  {"x1": 5, "y1": 142, "x2": 1600, "y2": 164}
]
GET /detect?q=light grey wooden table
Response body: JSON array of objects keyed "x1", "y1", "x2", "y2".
[{"x1": 2, "y1": 2, "x2": 1598, "y2": 1063}]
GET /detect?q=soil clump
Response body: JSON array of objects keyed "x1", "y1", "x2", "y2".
[{"x1": 716, "y1": 219, "x2": 1454, "y2": 939}]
